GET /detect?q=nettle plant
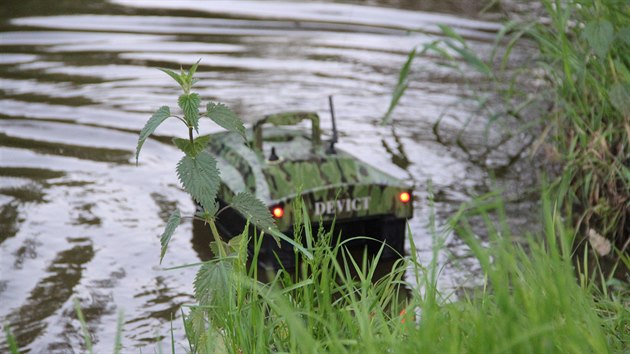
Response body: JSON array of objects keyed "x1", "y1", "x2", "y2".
[
  {"x1": 135, "y1": 62, "x2": 317, "y2": 351},
  {"x1": 135, "y1": 61, "x2": 297, "y2": 261}
]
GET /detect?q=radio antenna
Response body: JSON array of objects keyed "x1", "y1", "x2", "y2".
[{"x1": 327, "y1": 95, "x2": 338, "y2": 154}]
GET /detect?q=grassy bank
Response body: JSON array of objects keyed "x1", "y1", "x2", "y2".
[
  {"x1": 530, "y1": 0, "x2": 629, "y2": 255},
  {"x1": 388, "y1": 0, "x2": 629, "y2": 268},
  {"x1": 174, "y1": 189, "x2": 628, "y2": 353}
]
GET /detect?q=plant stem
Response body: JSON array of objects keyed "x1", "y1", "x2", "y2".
[
  {"x1": 189, "y1": 126, "x2": 194, "y2": 144},
  {"x1": 173, "y1": 115, "x2": 188, "y2": 125},
  {"x1": 208, "y1": 219, "x2": 227, "y2": 258}
]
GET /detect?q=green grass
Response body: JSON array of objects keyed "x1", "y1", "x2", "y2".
[
  {"x1": 3, "y1": 324, "x2": 19, "y2": 354},
  {"x1": 529, "y1": 0, "x2": 630, "y2": 249},
  {"x1": 4, "y1": 188, "x2": 627, "y2": 352},
  {"x1": 386, "y1": 0, "x2": 629, "y2": 269},
  {"x1": 179, "y1": 188, "x2": 628, "y2": 353}
]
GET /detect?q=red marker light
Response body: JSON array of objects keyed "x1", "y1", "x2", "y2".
[
  {"x1": 272, "y1": 206, "x2": 284, "y2": 219},
  {"x1": 399, "y1": 192, "x2": 411, "y2": 203}
]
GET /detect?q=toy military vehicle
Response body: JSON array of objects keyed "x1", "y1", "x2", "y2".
[{"x1": 208, "y1": 98, "x2": 413, "y2": 268}]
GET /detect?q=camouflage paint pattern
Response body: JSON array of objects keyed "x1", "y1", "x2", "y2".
[
  {"x1": 253, "y1": 111, "x2": 321, "y2": 150},
  {"x1": 208, "y1": 112, "x2": 413, "y2": 232}
]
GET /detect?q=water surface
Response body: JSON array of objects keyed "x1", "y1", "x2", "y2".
[{"x1": 0, "y1": 1, "x2": 537, "y2": 352}]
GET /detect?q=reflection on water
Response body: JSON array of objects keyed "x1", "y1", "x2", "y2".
[
  {"x1": 0, "y1": 0, "x2": 537, "y2": 352},
  {"x1": 6, "y1": 239, "x2": 94, "y2": 350}
]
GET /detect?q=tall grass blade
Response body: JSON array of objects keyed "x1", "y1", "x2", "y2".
[
  {"x1": 73, "y1": 298, "x2": 93, "y2": 354},
  {"x1": 3, "y1": 324, "x2": 19, "y2": 354},
  {"x1": 113, "y1": 310, "x2": 124, "y2": 354},
  {"x1": 382, "y1": 47, "x2": 416, "y2": 125}
]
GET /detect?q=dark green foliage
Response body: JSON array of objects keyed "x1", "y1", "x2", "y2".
[
  {"x1": 206, "y1": 102, "x2": 246, "y2": 140},
  {"x1": 176, "y1": 152, "x2": 220, "y2": 213},
  {"x1": 160, "y1": 209, "x2": 181, "y2": 264},
  {"x1": 135, "y1": 106, "x2": 171, "y2": 164},
  {"x1": 619, "y1": 27, "x2": 630, "y2": 45},
  {"x1": 136, "y1": 59, "x2": 281, "y2": 353},
  {"x1": 136, "y1": 62, "x2": 278, "y2": 272}
]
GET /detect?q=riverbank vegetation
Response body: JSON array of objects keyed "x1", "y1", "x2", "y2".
[
  {"x1": 6, "y1": 190, "x2": 626, "y2": 353},
  {"x1": 4, "y1": 189, "x2": 628, "y2": 352},
  {"x1": 388, "y1": 0, "x2": 629, "y2": 268},
  {"x1": 527, "y1": 0, "x2": 629, "y2": 262},
  {"x1": 170, "y1": 189, "x2": 627, "y2": 353}
]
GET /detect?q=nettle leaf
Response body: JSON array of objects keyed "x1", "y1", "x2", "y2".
[
  {"x1": 159, "y1": 68, "x2": 184, "y2": 88},
  {"x1": 209, "y1": 235, "x2": 241, "y2": 258},
  {"x1": 228, "y1": 234, "x2": 244, "y2": 250},
  {"x1": 583, "y1": 19, "x2": 614, "y2": 58},
  {"x1": 173, "y1": 134, "x2": 211, "y2": 157},
  {"x1": 178, "y1": 93, "x2": 201, "y2": 132},
  {"x1": 188, "y1": 59, "x2": 201, "y2": 81},
  {"x1": 609, "y1": 83, "x2": 630, "y2": 116},
  {"x1": 209, "y1": 241, "x2": 226, "y2": 258},
  {"x1": 160, "y1": 209, "x2": 181, "y2": 264},
  {"x1": 229, "y1": 192, "x2": 314, "y2": 259},
  {"x1": 185, "y1": 308, "x2": 210, "y2": 353},
  {"x1": 206, "y1": 102, "x2": 246, "y2": 140},
  {"x1": 194, "y1": 261, "x2": 232, "y2": 307},
  {"x1": 136, "y1": 106, "x2": 171, "y2": 164},
  {"x1": 176, "y1": 151, "x2": 220, "y2": 212},
  {"x1": 230, "y1": 192, "x2": 277, "y2": 232}
]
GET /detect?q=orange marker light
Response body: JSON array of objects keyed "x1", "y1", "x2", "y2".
[
  {"x1": 399, "y1": 192, "x2": 411, "y2": 203},
  {"x1": 272, "y1": 206, "x2": 284, "y2": 219}
]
